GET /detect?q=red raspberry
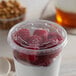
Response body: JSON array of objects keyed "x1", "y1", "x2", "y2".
[
  {"x1": 47, "y1": 37, "x2": 59, "y2": 48},
  {"x1": 33, "y1": 29, "x2": 48, "y2": 42},
  {"x1": 49, "y1": 49, "x2": 61, "y2": 58},
  {"x1": 38, "y1": 59, "x2": 53, "y2": 66},
  {"x1": 18, "y1": 52, "x2": 28, "y2": 61},
  {"x1": 28, "y1": 54, "x2": 38, "y2": 63},
  {"x1": 40, "y1": 37, "x2": 59, "y2": 49},
  {"x1": 25, "y1": 44, "x2": 40, "y2": 50},
  {"x1": 48, "y1": 32, "x2": 63, "y2": 42},
  {"x1": 48, "y1": 32, "x2": 63, "y2": 46},
  {"x1": 18, "y1": 52, "x2": 38, "y2": 63},
  {"x1": 31, "y1": 54, "x2": 53, "y2": 66},
  {"x1": 12, "y1": 29, "x2": 30, "y2": 47},
  {"x1": 28, "y1": 35, "x2": 42, "y2": 46}
]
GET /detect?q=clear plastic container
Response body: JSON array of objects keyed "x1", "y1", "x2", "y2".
[{"x1": 8, "y1": 20, "x2": 67, "y2": 76}]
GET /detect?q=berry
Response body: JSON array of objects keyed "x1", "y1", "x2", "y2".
[
  {"x1": 47, "y1": 37, "x2": 59, "y2": 48},
  {"x1": 40, "y1": 37, "x2": 59, "y2": 49},
  {"x1": 12, "y1": 29, "x2": 30, "y2": 47},
  {"x1": 31, "y1": 53, "x2": 53, "y2": 66},
  {"x1": 42, "y1": 32, "x2": 62, "y2": 49},
  {"x1": 33, "y1": 29, "x2": 48, "y2": 42},
  {"x1": 28, "y1": 54, "x2": 38, "y2": 63},
  {"x1": 39, "y1": 59, "x2": 53, "y2": 66},
  {"x1": 48, "y1": 32, "x2": 63, "y2": 42},
  {"x1": 18, "y1": 52, "x2": 28, "y2": 61},
  {"x1": 49, "y1": 50, "x2": 61, "y2": 58},
  {"x1": 18, "y1": 51, "x2": 38, "y2": 63},
  {"x1": 48, "y1": 32, "x2": 64, "y2": 45},
  {"x1": 28, "y1": 35, "x2": 42, "y2": 46},
  {"x1": 13, "y1": 28, "x2": 63, "y2": 67}
]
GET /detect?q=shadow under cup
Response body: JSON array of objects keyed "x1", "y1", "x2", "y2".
[{"x1": 8, "y1": 20, "x2": 67, "y2": 76}]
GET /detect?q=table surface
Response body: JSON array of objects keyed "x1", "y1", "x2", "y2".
[{"x1": 0, "y1": 0, "x2": 76, "y2": 76}]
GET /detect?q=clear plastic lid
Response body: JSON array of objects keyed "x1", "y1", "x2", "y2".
[{"x1": 8, "y1": 20, "x2": 67, "y2": 55}]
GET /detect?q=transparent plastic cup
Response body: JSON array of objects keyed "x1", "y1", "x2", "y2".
[{"x1": 8, "y1": 20, "x2": 67, "y2": 76}]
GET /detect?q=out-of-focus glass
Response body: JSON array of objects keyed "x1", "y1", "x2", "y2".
[{"x1": 55, "y1": 0, "x2": 76, "y2": 35}]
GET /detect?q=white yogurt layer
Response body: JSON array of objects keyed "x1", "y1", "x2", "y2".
[
  {"x1": 56, "y1": 0, "x2": 76, "y2": 13},
  {"x1": 14, "y1": 55, "x2": 61, "y2": 76}
]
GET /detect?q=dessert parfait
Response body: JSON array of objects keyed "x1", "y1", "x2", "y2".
[{"x1": 8, "y1": 20, "x2": 67, "y2": 76}]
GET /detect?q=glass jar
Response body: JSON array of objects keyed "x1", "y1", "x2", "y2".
[{"x1": 55, "y1": 0, "x2": 76, "y2": 35}]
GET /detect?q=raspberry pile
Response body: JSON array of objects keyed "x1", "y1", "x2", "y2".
[{"x1": 13, "y1": 28, "x2": 63, "y2": 66}]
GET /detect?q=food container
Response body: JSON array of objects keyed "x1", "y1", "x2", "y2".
[
  {"x1": 0, "y1": 0, "x2": 26, "y2": 30},
  {"x1": 8, "y1": 20, "x2": 67, "y2": 76}
]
